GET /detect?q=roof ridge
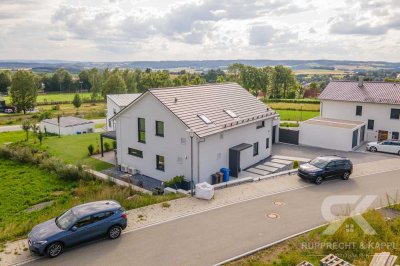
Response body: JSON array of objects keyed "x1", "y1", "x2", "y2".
[
  {"x1": 331, "y1": 80, "x2": 400, "y2": 84},
  {"x1": 148, "y1": 82, "x2": 237, "y2": 91}
]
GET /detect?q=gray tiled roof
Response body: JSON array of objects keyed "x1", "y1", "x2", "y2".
[
  {"x1": 41, "y1": 116, "x2": 94, "y2": 127},
  {"x1": 107, "y1": 94, "x2": 141, "y2": 107},
  {"x1": 148, "y1": 83, "x2": 277, "y2": 138},
  {"x1": 319, "y1": 81, "x2": 400, "y2": 105}
]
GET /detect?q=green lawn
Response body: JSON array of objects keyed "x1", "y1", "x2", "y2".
[
  {"x1": 0, "y1": 132, "x2": 113, "y2": 171},
  {"x1": 276, "y1": 110, "x2": 319, "y2": 121},
  {"x1": 0, "y1": 159, "x2": 182, "y2": 242},
  {"x1": 2, "y1": 92, "x2": 97, "y2": 105}
]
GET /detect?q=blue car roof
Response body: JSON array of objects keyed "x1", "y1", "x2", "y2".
[{"x1": 71, "y1": 200, "x2": 121, "y2": 218}]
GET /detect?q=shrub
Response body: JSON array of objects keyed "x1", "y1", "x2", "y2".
[
  {"x1": 112, "y1": 141, "x2": 117, "y2": 149},
  {"x1": 88, "y1": 144, "x2": 94, "y2": 156},
  {"x1": 104, "y1": 142, "x2": 111, "y2": 152},
  {"x1": 164, "y1": 175, "x2": 185, "y2": 188},
  {"x1": 293, "y1": 160, "x2": 299, "y2": 169}
]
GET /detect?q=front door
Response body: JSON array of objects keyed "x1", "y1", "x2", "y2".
[
  {"x1": 352, "y1": 129, "x2": 359, "y2": 148},
  {"x1": 378, "y1": 130, "x2": 388, "y2": 141},
  {"x1": 229, "y1": 149, "x2": 240, "y2": 178},
  {"x1": 272, "y1": 126, "x2": 277, "y2": 144},
  {"x1": 360, "y1": 125, "x2": 365, "y2": 142}
]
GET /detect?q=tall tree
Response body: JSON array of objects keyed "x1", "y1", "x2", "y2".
[
  {"x1": 0, "y1": 71, "x2": 12, "y2": 94},
  {"x1": 101, "y1": 73, "x2": 127, "y2": 98},
  {"x1": 10, "y1": 71, "x2": 38, "y2": 114},
  {"x1": 72, "y1": 93, "x2": 82, "y2": 110}
]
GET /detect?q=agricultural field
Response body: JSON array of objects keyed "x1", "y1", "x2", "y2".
[
  {"x1": 276, "y1": 110, "x2": 319, "y2": 121},
  {"x1": 294, "y1": 69, "x2": 350, "y2": 75},
  {"x1": 2, "y1": 92, "x2": 97, "y2": 105},
  {"x1": 267, "y1": 102, "x2": 320, "y2": 112},
  {"x1": 0, "y1": 131, "x2": 113, "y2": 171},
  {"x1": 0, "y1": 158, "x2": 181, "y2": 242}
]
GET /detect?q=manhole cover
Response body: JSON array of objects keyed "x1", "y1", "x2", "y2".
[
  {"x1": 266, "y1": 213, "x2": 280, "y2": 219},
  {"x1": 273, "y1": 201, "x2": 285, "y2": 206}
]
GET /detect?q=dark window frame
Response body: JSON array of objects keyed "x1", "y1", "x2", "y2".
[
  {"x1": 266, "y1": 138, "x2": 270, "y2": 149},
  {"x1": 253, "y1": 142, "x2": 259, "y2": 156},
  {"x1": 128, "y1": 148, "x2": 143, "y2": 158},
  {"x1": 390, "y1": 108, "x2": 400, "y2": 120},
  {"x1": 138, "y1": 118, "x2": 146, "y2": 143},
  {"x1": 156, "y1": 155, "x2": 165, "y2": 171},
  {"x1": 356, "y1": 106, "x2": 362, "y2": 116},
  {"x1": 256, "y1": 120, "x2": 265, "y2": 129},
  {"x1": 392, "y1": 132, "x2": 399, "y2": 140},
  {"x1": 367, "y1": 119, "x2": 374, "y2": 130},
  {"x1": 155, "y1": 121, "x2": 164, "y2": 137}
]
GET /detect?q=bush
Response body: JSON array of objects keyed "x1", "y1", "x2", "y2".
[
  {"x1": 112, "y1": 141, "x2": 117, "y2": 149},
  {"x1": 104, "y1": 142, "x2": 111, "y2": 152},
  {"x1": 293, "y1": 160, "x2": 299, "y2": 169},
  {"x1": 164, "y1": 175, "x2": 185, "y2": 188},
  {"x1": 38, "y1": 111, "x2": 52, "y2": 121},
  {"x1": 88, "y1": 144, "x2": 94, "y2": 156}
]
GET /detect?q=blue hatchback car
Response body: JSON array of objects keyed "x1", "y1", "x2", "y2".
[{"x1": 28, "y1": 200, "x2": 127, "y2": 258}]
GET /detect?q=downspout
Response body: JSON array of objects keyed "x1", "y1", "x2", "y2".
[{"x1": 197, "y1": 137, "x2": 205, "y2": 184}]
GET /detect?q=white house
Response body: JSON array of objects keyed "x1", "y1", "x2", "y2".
[
  {"x1": 40, "y1": 116, "x2": 94, "y2": 135},
  {"x1": 106, "y1": 94, "x2": 141, "y2": 131},
  {"x1": 299, "y1": 79, "x2": 400, "y2": 151},
  {"x1": 111, "y1": 83, "x2": 279, "y2": 184}
]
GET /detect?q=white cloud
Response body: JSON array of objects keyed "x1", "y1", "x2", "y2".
[{"x1": 0, "y1": 0, "x2": 399, "y2": 61}]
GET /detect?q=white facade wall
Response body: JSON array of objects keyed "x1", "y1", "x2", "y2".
[
  {"x1": 198, "y1": 119, "x2": 273, "y2": 184},
  {"x1": 40, "y1": 122, "x2": 94, "y2": 136},
  {"x1": 106, "y1": 98, "x2": 122, "y2": 131},
  {"x1": 321, "y1": 100, "x2": 400, "y2": 141},
  {"x1": 299, "y1": 123, "x2": 364, "y2": 151},
  {"x1": 116, "y1": 93, "x2": 274, "y2": 184}
]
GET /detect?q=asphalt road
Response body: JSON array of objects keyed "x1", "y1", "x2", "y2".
[{"x1": 26, "y1": 169, "x2": 400, "y2": 266}]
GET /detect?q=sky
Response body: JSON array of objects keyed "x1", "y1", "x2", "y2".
[{"x1": 0, "y1": 0, "x2": 399, "y2": 62}]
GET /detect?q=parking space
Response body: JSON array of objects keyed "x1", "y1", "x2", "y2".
[{"x1": 271, "y1": 143, "x2": 396, "y2": 164}]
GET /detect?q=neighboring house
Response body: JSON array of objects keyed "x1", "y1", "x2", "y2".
[
  {"x1": 111, "y1": 83, "x2": 279, "y2": 184},
  {"x1": 299, "y1": 79, "x2": 400, "y2": 151},
  {"x1": 40, "y1": 116, "x2": 94, "y2": 135},
  {"x1": 106, "y1": 94, "x2": 141, "y2": 131}
]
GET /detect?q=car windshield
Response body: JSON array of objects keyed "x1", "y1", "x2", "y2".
[
  {"x1": 309, "y1": 158, "x2": 329, "y2": 169},
  {"x1": 56, "y1": 209, "x2": 78, "y2": 230}
]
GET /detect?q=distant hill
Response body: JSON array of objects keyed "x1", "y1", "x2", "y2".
[{"x1": 0, "y1": 59, "x2": 399, "y2": 73}]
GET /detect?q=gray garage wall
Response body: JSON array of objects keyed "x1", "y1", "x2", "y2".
[{"x1": 279, "y1": 128, "x2": 299, "y2": 145}]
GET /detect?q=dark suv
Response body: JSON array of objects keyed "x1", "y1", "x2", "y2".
[
  {"x1": 28, "y1": 200, "x2": 127, "y2": 258},
  {"x1": 298, "y1": 156, "x2": 353, "y2": 185}
]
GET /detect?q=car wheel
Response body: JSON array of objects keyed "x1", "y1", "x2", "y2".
[
  {"x1": 342, "y1": 171, "x2": 350, "y2": 180},
  {"x1": 108, "y1": 225, "x2": 122, "y2": 239},
  {"x1": 370, "y1": 147, "x2": 377, "y2": 152},
  {"x1": 314, "y1": 176, "x2": 323, "y2": 185},
  {"x1": 46, "y1": 242, "x2": 63, "y2": 258}
]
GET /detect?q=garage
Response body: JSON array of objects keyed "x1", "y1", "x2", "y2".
[
  {"x1": 299, "y1": 117, "x2": 366, "y2": 151},
  {"x1": 40, "y1": 116, "x2": 94, "y2": 136}
]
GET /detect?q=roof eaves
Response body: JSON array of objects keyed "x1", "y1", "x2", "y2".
[{"x1": 110, "y1": 91, "x2": 148, "y2": 121}]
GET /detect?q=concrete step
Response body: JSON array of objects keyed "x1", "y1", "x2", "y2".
[
  {"x1": 272, "y1": 155, "x2": 310, "y2": 162},
  {"x1": 255, "y1": 165, "x2": 278, "y2": 172},
  {"x1": 271, "y1": 159, "x2": 292, "y2": 165},
  {"x1": 245, "y1": 168, "x2": 271, "y2": 176},
  {"x1": 264, "y1": 162, "x2": 287, "y2": 168}
]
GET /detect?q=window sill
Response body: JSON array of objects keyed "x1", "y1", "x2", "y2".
[
  {"x1": 156, "y1": 168, "x2": 165, "y2": 172},
  {"x1": 256, "y1": 126, "x2": 265, "y2": 130},
  {"x1": 138, "y1": 141, "x2": 146, "y2": 144},
  {"x1": 155, "y1": 134, "x2": 164, "y2": 137}
]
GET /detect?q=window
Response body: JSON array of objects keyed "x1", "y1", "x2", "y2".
[
  {"x1": 256, "y1": 120, "x2": 265, "y2": 129},
  {"x1": 156, "y1": 121, "x2": 164, "y2": 137},
  {"x1": 108, "y1": 120, "x2": 112, "y2": 128},
  {"x1": 356, "y1": 106, "x2": 362, "y2": 116},
  {"x1": 198, "y1": 114, "x2": 212, "y2": 124},
  {"x1": 92, "y1": 211, "x2": 114, "y2": 222},
  {"x1": 224, "y1": 109, "x2": 237, "y2": 118},
  {"x1": 156, "y1": 155, "x2": 165, "y2": 171},
  {"x1": 138, "y1": 118, "x2": 146, "y2": 143},
  {"x1": 390, "y1": 108, "x2": 400, "y2": 119},
  {"x1": 253, "y1": 142, "x2": 259, "y2": 156},
  {"x1": 75, "y1": 216, "x2": 93, "y2": 228},
  {"x1": 367, "y1": 119, "x2": 374, "y2": 130},
  {"x1": 128, "y1": 148, "x2": 143, "y2": 158},
  {"x1": 266, "y1": 138, "x2": 270, "y2": 149},
  {"x1": 392, "y1": 132, "x2": 399, "y2": 140}
]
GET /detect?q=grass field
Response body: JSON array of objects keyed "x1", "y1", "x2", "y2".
[
  {"x1": 229, "y1": 209, "x2": 400, "y2": 265},
  {"x1": 0, "y1": 159, "x2": 182, "y2": 242},
  {"x1": 276, "y1": 110, "x2": 319, "y2": 121},
  {"x1": 0, "y1": 131, "x2": 113, "y2": 171},
  {"x1": 268, "y1": 102, "x2": 320, "y2": 111},
  {"x1": 2, "y1": 92, "x2": 96, "y2": 105}
]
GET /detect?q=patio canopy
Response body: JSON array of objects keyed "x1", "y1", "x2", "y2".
[{"x1": 100, "y1": 131, "x2": 116, "y2": 157}]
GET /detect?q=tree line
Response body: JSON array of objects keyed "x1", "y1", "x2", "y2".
[{"x1": 1, "y1": 64, "x2": 301, "y2": 113}]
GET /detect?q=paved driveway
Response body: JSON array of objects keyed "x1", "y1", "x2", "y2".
[{"x1": 272, "y1": 143, "x2": 395, "y2": 164}]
